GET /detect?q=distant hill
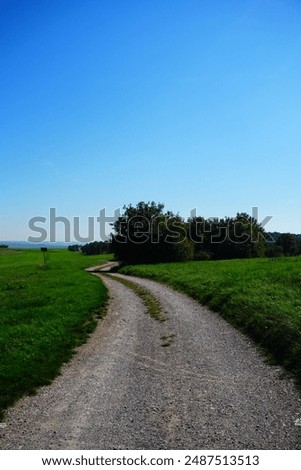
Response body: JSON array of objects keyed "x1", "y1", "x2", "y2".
[{"x1": 0, "y1": 241, "x2": 73, "y2": 249}]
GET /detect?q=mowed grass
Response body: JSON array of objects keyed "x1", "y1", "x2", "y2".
[
  {"x1": 121, "y1": 257, "x2": 301, "y2": 386},
  {"x1": 0, "y1": 249, "x2": 111, "y2": 420}
]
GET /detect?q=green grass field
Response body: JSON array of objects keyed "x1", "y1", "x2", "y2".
[
  {"x1": 121, "y1": 257, "x2": 301, "y2": 386},
  {"x1": 0, "y1": 248, "x2": 111, "y2": 420}
]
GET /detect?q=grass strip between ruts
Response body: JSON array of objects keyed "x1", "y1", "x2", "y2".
[{"x1": 106, "y1": 274, "x2": 166, "y2": 322}]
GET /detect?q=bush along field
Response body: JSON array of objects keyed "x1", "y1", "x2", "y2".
[
  {"x1": 0, "y1": 249, "x2": 110, "y2": 420},
  {"x1": 120, "y1": 256, "x2": 301, "y2": 387}
]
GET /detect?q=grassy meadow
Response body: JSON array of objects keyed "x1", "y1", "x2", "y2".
[
  {"x1": 121, "y1": 257, "x2": 301, "y2": 386},
  {"x1": 2, "y1": 249, "x2": 301, "y2": 420},
  {"x1": 0, "y1": 248, "x2": 111, "y2": 420}
]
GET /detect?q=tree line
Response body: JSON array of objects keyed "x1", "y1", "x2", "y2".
[
  {"x1": 69, "y1": 201, "x2": 301, "y2": 263},
  {"x1": 68, "y1": 241, "x2": 111, "y2": 255}
]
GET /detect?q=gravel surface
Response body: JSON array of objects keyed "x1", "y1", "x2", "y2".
[{"x1": 0, "y1": 273, "x2": 300, "y2": 449}]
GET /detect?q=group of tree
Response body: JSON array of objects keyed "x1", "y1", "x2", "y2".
[
  {"x1": 266, "y1": 232, "x2": 301, "y2": 257},
  {"x1": 111, "y1": 201, "x2": 194, "y2": 264},
  {"x1": 71, "y1": 201, "x2": 301, "y2": 264},
  {"x1": 68, "y1": 244, "x2": 81, "y2": 252},
  {"x1": 81, "y1": 241, "x2": 111, "y2": 255},
  {"x1": 189, "y1": 213, "x2": 268, "y2": 260},
  {"x1": 110, "y1": 201, "x2": 284, "y2": 264},
  {"x1": 68, "y1": 241, "x2": 111, "y2": 255}
]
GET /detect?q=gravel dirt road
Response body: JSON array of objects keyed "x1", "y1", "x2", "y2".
[{"x1": 0, "y1": 273, "x2": 301, "y2": 449}]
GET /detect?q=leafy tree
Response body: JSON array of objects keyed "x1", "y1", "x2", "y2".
[
  {"x1": 223, "y1": 213, "x2": 267, "y2": 259},
  {"x1": 266, "y1": 244, "x2": 284, "y2": 257},
  {"x1": 276, "y1": 233, "x2": 299, "y2": 256},
  {"x1": 111, "y1": 201, "x2": 193, "y2": 263},
  {"x1": 188, "y1": 212, "x2": 267, "y2": 259}
]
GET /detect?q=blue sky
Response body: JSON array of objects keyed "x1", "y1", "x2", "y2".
[{"x1": 1, "y1": 0, "x2": 301, "y2": 241}]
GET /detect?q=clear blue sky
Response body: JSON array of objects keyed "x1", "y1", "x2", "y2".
[{"x1": 1, "y1": 0, "x2": 301, "y2": 241}]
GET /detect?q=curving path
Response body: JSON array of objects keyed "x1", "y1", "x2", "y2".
[{"x1": 0, "y1": 272, "x2": 300, "y2": 449}]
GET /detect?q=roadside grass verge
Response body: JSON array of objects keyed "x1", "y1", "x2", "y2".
[
  {"x1": 0, "y1": 249, "x2": 111, "y2": 420},
  {"x1": 120, "y1": 257, "x2": 301, "y2": 386}
]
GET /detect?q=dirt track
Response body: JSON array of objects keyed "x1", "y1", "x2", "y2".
[{"x1": 0, "y1": 272, "x2": 301, "y2": 449}]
